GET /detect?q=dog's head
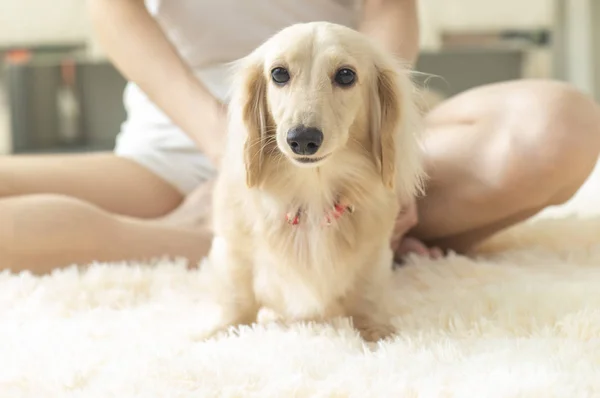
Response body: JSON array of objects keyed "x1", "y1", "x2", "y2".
[{"x1": 229, "y1": 22, "x2": 424, "y2": 199}]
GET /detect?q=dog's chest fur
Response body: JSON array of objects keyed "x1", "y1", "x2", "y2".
[{"x1": 245, "y1": 165, "x2": 397, "y2": 319}]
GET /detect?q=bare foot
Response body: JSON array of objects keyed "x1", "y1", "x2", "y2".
[{"x1": 158, "y1": 180, "x2": 215, "y2": 232}]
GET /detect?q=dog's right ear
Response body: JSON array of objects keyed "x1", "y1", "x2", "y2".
[
  {"x1": 369, "y1": 51, "x2": 427, "y2": 204},
  {"x1": 239, "y1": 60, "x2": 268, "y2": 188}
]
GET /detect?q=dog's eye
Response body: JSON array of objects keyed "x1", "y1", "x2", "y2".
[
  {"x1": 271, "y1": 67, "x2": 290, "y2": 85},
  {"x1": 334, "y1": 68, "x2": 356, "y2": 86}
]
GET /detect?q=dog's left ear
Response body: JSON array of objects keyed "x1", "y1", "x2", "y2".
[
  {"x1": 371, "y1": 66, "x2": 400, "y2": 190},
  {"x1": 239, "y1": 60, "x2": 269, "y2": 188},
  {"x1": 370, "y1": 60, "x2": 425, "y2": 201}
]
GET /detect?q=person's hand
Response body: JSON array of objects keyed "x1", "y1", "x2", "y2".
[{"x1": 390, "y1": 197, "x2": 444, "y2": 262}]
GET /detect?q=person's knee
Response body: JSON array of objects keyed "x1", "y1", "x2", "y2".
[{"x1": 498, "y1": 80, "x2": 600, "y2": 206}]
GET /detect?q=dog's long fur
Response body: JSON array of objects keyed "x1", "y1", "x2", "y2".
[{"x1": 202, "y1": 22, "x2": 425, "y2": 341}]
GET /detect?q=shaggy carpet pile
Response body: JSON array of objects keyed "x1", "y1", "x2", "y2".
[{"x1": 1, "y1": 215, "x2": 600, "y2": 397}]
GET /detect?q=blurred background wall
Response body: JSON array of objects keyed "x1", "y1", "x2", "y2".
[{"x1": 0, "y1": 0, "x2": 597, "y2": 156}]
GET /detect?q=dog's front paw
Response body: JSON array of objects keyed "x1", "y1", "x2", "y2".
[
  {"x1": 197, "y1": 321, "x2": 235, "y2": 341},
  {"x1": 198, "y1": 308, "x2": 259, "y2": 341},
  {"x1": 353, "y1": 317, "x2": 396, "y2": 342}
]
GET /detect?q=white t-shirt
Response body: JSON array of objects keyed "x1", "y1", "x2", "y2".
[{"x1": 130, "y1": 0, "x2": 359, "y2": 103}]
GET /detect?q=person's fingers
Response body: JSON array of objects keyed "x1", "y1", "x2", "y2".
[
  {"x1": 394, "y1": 238, "x2": 446, "y2": 264},
  {"x1": 429, "y1": 246, "x2": 444, "y2": 259},
  {"x1": 395, "y1": 236, "x2": 430, "y2": 257}
]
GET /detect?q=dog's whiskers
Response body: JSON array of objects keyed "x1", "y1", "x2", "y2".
[
  {"x1": 246, "y1": 136, "x2": 279, "y2": 166},
  {"x1": 246, "y1": 135, "x2": 277, "y2": 152},
  {"x1": 262, "y1": 127, "x2": 278, "y2": 134}
]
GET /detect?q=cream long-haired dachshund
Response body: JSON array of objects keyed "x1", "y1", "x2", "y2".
[{"x1": 202, "y1": 22, "x2": 425, "y2": 342}]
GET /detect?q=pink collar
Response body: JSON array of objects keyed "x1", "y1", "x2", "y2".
[{"x1": 285, "y1": 202, "x2": 354, "y2": 226}]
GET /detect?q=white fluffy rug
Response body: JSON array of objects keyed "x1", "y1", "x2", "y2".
[{"x1": 2, "y1": 215, "x2": 600, "y2": 397}]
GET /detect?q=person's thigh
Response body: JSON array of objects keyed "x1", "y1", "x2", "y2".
[
  {"x1": 0, "y1": 152, "x2": 184, "y2": 218},
  {"x1": 411, "y1": 79, "x2": 600, "y2": 252}
]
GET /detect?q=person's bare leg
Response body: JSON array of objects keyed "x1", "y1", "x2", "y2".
[
  {"x1": 0, "y1": 152, "x2": 183, "y2": 218},
  {"x1": 410, "y1": 80, "x2": 600, "y2": 253},
  {"x1": 0, "y1": 194, "x2": 211, "y2": 274},
  {"x1": 0, "y1": 152, "x2": 204, "y2": 273}
]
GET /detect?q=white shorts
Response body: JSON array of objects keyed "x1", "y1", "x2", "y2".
[{"x1": 114, "y1": 68, "x2": 230, "y2": 195}]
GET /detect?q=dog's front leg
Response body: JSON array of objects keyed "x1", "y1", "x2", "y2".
[
  {"x1": 347, "y1": 301, "x2": 396, "y2": 343},
  {"x1": 344, "y1": 251, "x2": 397, "y2": 342},
  {"x1": 201, "y1": 236, "x2": 259, "y2": 339}
]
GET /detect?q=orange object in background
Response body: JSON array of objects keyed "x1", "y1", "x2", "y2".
[{"x1": 4, "y1": 49, "x2": 32, "y2": 64}]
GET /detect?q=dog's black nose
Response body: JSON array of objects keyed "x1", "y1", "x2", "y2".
[{"x1": 286, "y1": 126, "x2": 323, "y2": 155}]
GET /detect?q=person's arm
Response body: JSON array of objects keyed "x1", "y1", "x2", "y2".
[
  {"x1": 358, "y1": 0, "x2": 420, "y2": 67},
  {"x1": 88, "y1": 0, "x2": 227, "y2": 165}
]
